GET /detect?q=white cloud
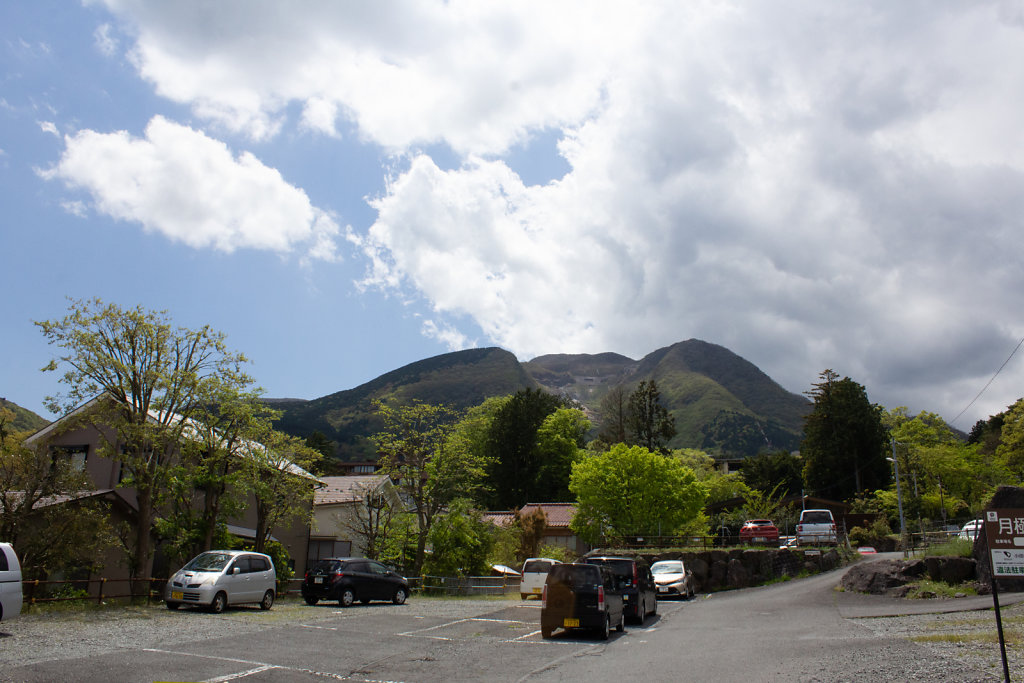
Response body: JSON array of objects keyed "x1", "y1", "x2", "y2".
[
  {"x1": 94, "y1": 23, "x2": 118, "y2": 57},
  {"x1": 41, "y1": 115, "x2": 339, "y2": 260},
  {"x1": 94, "y1": 1, "x2": 1024, "y2": 424},
  {"x1": 38, "y1": 121, "x2": 58, "y2": 136}
]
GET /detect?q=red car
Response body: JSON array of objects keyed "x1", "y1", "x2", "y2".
[{"x1": 739, "y1": 519, "x2": 780, "y2": 545}]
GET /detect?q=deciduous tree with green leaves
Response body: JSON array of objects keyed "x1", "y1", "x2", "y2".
[
  {"x1": 0, "y1": 408, "x2": 114, "y2": 579},
  {"x1": 36, "y1": 298, "x2": 253, "y2": 593},
  {"x1": 372, "y1": 400, "x2": 487, "y2": 574},
  {"x1": 569, "y1": 444, "x2": 707, "y2": 543}
]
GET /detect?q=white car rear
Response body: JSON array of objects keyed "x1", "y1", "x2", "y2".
[
  {"x1": 0, "y1": 542, "x2": 22, "y2": 622},
  {"x1": 520, "y1": 558, "x2": 561, "y2": 599}
]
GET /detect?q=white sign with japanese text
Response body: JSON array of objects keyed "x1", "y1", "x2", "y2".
[{"x1": 984, "y1": 509, "x2": 1024, "y2": 576}]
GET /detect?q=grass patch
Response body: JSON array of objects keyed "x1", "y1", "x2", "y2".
[
  {"x1": 923, "y1": 538, "x2": 974, "y2": 558},
  {"x1": 904, "y1": 579, "x2": 977, "y2": 599}
]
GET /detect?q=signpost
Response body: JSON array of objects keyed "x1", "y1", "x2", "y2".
[{"x1": 984, "y1": 509, "x2": 1023, "y2": 683}]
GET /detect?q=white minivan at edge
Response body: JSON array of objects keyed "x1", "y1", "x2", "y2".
[{"x1": 0, "y1": 542, "x2": 23, "y2": 623}]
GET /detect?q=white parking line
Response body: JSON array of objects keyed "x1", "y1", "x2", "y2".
[
  {"x1": 300, "y1": 624, "x2": 339, "y2": 631},
  {"x1": 205, "y1": 664, "x2": 276, "y2": 681},
  {"x1": 143, "y1": 648, "x2": 409, "y2": 683}
]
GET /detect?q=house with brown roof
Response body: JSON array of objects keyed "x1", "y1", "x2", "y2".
[
  {"x1": 19, "y1": 396, "x2": 321, "y2": 584},
  {"x1": 309, "y1": 475, "x2": 402, "y2": 566},
  {"x1": 482, "y1": 502, "x2": 589, "y2": 557}
]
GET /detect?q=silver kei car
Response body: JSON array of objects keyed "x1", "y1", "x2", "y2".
[{"x1": 165, "y1": 550, "x2": 276, "y2": 613}]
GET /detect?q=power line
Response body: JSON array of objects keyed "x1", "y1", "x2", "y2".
[{"x1": 951, "y1": 336, "x2": 1024, "y2": 426}]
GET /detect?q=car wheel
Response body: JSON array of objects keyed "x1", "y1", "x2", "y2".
[
  {"x1": 260, "y1": 590, "x2": 274, "y2": 611},
  {"x1": 616, "y1": 611, "x2": 625, "y2": 632},
  {"x1": 393, "y1": 588, "x2": 407, "y2": 605},
  {"x1": 650, "y1": 596, "x2": 657, "y2": 617},
  {"x1": 636, "y1": 601, "x2": 645, "y2": 624},
  {"x1": 599, "y1": 614, "x2": 610, "y2": 640},
  {"x1": 209, "y1": 591, "x2": 227, "y2": 614},
  {"x1": 521, "y1": 593, "x2": 529, "y2": 600},
  {"x1": 339, "y1": 588, "x2": 355, "y2": 607},
  {"x1": 303, "y1": 595, "x2": 318, "y2": 606},
  {"x1": 165, "y1": 601, "x2": 180, "y2": 610}
]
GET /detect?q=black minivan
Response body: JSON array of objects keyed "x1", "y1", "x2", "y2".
[
  {"x1": 302, "y1": 558, "x2": 409, "y2": 607},
  {"x1": 541, "y1": 563, "x2": 624, "y2": 640},
  {"x1": 582, "y1": 556, "x2": 657, "y2": 623}
]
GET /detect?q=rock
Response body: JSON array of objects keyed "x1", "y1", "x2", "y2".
[
  {"x1": 924, "y1": 556, "x2": 976, "y2": 584},
  {"x1": 840, "y1": 559, "x2": 909, "y2": 594}
]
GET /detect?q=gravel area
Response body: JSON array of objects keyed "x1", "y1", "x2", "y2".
[
  {"x1": 851, "y1": 601, "x2": 1024, "y2": 681},
  {"x1": 0, "y1": 595, "x2": 517, "y2": 670}
]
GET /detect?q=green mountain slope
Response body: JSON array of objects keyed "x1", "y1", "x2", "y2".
[
  {"x1": 0, "y1": 397, "x2": 50, "y2": 433},
  {"x1": 274, "y1": 347, "x2": 536, "y2": 461},
  {"x1": 273, "y1": 339, "x2": 810, "y2": 464},
  {"x1": 525, "y1": 340, "x2": 810, "y2": 457}
]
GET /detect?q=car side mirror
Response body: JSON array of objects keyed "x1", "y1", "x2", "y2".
[{"x1": 232, "y1": 567, "x2": 240, "y2": 575}]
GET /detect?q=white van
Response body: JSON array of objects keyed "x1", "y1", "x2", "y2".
[
  {"x1": 520, "y1": 557, "x2": 561, "y2": 599},
  {"x1": 0, "y1": 542, "x2": 23, "y2": 622}
]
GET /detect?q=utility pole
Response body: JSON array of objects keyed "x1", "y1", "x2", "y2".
[{"x1": 888, "y1": 439, "x2": 907, "y2": 557}]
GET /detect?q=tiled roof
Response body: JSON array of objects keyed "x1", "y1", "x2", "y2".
[
  {"x1": 482, "y1": 502, "x2": 576, "y2": 529},
  {"x1": 315, "y1": 475, "x2": 390, "y2": 505}
]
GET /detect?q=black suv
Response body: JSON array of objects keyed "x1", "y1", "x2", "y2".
[
  {"x1": 302, "y1": 558, "x2": 410, "y2": 607},
  {"x1": 582, "y1": 556, "x2": 656, "y2": 623},
  {"x1": 541, "y1": 563, "x2": 624, "y2": 640}
]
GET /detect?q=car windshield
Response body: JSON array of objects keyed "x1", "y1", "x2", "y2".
[
  {"x1": 652, "y1": 562, "x2": 683, "y2": 574},
  {"x1": 747, "y1": 520, "x2": 773, "y2": 526},
  {"x1": 183, "y1": 552, "x2": 233, "y2": 572}
]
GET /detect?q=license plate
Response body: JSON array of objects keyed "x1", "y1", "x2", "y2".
[
  {"x1": 314, "y1": 577, "x2": 323, "y2": 584},
  {"x1": 563, "y1": 618, "x2": 580, "y2": 628},
  {"x1": 754, "y1": 537, "x2": 766, "y2": 542},
  {"x1": 658, "y1": 587, "x2": 667, "y2": 593},
  {"x1": 171, "y1": 591, "x2": 183, "y2": 600},
  {"x1": 531, "y1": 587, "x2": 542, "y2": 594}
]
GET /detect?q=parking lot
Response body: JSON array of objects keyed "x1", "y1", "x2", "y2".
[{"x1": 1, "y1": 595, "x2": 677, "y2": 682}]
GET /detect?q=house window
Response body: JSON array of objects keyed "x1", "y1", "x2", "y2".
[
  {"x1": 52, "y1": 445, "x2": 89, "y2": 471},
  {"x1": 307, "y1": 539, "x2": 352, "y2": 567}
]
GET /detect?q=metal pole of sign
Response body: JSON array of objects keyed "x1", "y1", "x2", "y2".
[{"x1": 986, "y1": 548, "x2": 1011, "y2": 683}]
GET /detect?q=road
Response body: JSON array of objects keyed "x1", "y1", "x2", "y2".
[{"x1": 2, "y1": 562, "x2": 1009, "y2": 682}]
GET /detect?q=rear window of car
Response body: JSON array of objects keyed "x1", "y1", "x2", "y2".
[
  {"x1": 523, "y1": 560, "x2": 554, "y2": 573},
  {"x1": 312, "y1": 560, "x2": 341, "y2": 573},
  {"x1": 548, "y1": 564, "x2": 600, "y2": 585},
  {"x1": 584, "y1": 558, "x2": 634, "y2": 578},
  {"x1": 801, "y1": 511, "x2": 833, "y2": 524}
]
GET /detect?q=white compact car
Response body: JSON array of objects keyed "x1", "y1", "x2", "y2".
[
  {"x1": 0, "y1": 542, "x2": 22, "y2": 622},
  {"x1": 165, "y1": 550, "x2": 276, "y2": 613}
]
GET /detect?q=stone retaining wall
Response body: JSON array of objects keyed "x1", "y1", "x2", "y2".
[{"x1": 595, "y1": 548, "x2": 844, "y2": 592}]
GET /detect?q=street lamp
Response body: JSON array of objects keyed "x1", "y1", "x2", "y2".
[{"x1": 887, "y1": 438, "x2": 907, "y2": 557}]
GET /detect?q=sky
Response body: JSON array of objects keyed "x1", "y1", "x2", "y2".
[{"x1": 2, "y1": 1, "x2": 1023, "y2": 431}]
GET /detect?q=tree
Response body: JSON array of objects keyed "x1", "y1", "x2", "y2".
[
  {"x1": 569, "y1": 444, "x2": 707, "y2": 543},
  {"x1": 422, "y1": 498, "x2": 494, "y2": 577},
  {"x1": 244, "y1": 428, "x2": 321, "y2": 554},
  {"x1": 0, "y1": 408, "x2": 113, "y2": 579},
  {"x1": 800, "y1": 370, "x2": 889, "y2": 501},
  {"x1": 336, "y1": 481, "x2": 396, "y2": 561},
  {"x1": 483, "y1": 389, "x2": 573, "y2": 509},
  {"x1": 741, "y1": 450, "x2": 804, "y2": 498},
  {"x1": 36, "y1": 299, "x2": 253, "y2": 592},
  {"x1": 156, "y1": 387, "x2": 275, "y2": 566},
  {"x1": 595, "y1": 385, "x2": 628, "y2": 447},
  {"x1": 626, "y1": 380, "x2": 676, "y2": 453},
  {"x1": 533, "y1": 408, "x2": 590, "y2": 502},
  {"x1": 372, "y1": 400, "x2": 486, "y2": 574}
]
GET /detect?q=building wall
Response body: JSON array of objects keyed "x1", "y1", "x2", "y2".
[{"x1": 30, "y1": 421, "x2": 314, "y2": 581}]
